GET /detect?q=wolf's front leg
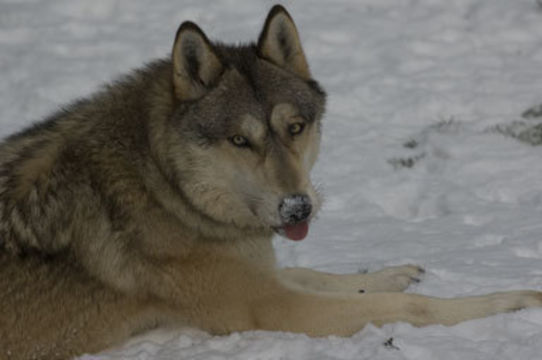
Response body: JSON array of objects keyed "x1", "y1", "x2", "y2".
[
  {"x1": 278, "y1": 265, "x2": 424, "y2": 293},
  {"x1": 176, "y1": 258, "x2": 542, "y2": 336},
  {"x1": 251, "y1": 289, "x2": 542, "y2": 336}
]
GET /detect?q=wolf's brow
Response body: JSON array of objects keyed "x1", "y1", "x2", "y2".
[{"x1": 240, "y1": 114, "x2": 267, "y2": 142}]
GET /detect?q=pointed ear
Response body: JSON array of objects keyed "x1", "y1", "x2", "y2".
[
  {"x1": 257, "y1": 5, "x2": 310, "y2": 79},
  {"x1": 172, "y1": 22, "x2": 224, "y2": 101}
]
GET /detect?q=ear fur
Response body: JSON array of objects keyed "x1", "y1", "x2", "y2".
[
  {"x1": 257, "y1": 5, "x2": 311, "y2": 79},
  {"x1": 172, "y1": 22, "x2": 223, "y2": 101}
]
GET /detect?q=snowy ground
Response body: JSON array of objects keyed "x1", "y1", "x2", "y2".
[{"x1": 2, "y1": 0, "x2": 542, "y2": 359}]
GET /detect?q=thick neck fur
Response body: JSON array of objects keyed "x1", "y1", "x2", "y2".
[{"x1": 0, "y1": 59, "x2": 273, "y2": 260}]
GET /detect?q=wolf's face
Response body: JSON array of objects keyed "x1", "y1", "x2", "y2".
[{"x1": 167, "y1": 6, "x2": 325, "y2": 240}]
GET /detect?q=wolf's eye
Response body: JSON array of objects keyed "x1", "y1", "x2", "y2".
[
  {"x1": 230, "y1": 135, "x2": 250, "y2": 148},
  {"x1": 288, "y1": 122, "x2": 305, "y2": 136}
]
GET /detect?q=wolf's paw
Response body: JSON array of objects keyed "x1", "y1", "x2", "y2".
[
  {"x1": 361, "y1": 264, "x2": 425, "y2": 293},
  {"x1": 489, "y1": 290, "x2": 542, "y2": 313}
]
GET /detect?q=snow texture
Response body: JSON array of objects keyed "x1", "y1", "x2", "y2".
[{"x1": 2, "y1": 0, "x2": 542, "y2": 359}]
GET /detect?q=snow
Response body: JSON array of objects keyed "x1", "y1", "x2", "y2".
[{"x1": 2, "y1": 0, "x2": 542, "y2": 359}]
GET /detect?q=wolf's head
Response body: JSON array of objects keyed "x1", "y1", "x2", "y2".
[{"x1": 165, "y1": 5, "x2": 326, "y2": 241}]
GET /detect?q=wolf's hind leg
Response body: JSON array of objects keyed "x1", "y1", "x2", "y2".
[
  {"x1": 0, "y1": 255, "x2": 156, "y2": 360},
  {"x1": 278, "y1": 265, "x2": 424, "y2": 293}
]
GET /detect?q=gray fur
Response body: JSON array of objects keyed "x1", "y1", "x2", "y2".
[
  {"x1": 2, "y1": 6, "x2": 541, "y2": 360},
  {"x1": 0, "y1": 5, "x2": 326, "y2": 358}
]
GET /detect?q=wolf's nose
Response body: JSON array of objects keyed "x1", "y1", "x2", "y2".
[{"x1": 279, "y1": 194, "x2": 312, "y2": 224}]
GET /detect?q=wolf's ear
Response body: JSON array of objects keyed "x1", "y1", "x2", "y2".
[
  {"x1": 172, "y1": 22, "x2": 224, "y2": 101},
  {"x1": 257, "y1": 5, "x2": 310, "y2": 79}
]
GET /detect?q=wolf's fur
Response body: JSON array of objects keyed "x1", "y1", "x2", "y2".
[{"x1": 1, "y1": 5, "x2": 541, "y2": 359}]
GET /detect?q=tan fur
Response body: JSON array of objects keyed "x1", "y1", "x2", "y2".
[
  {"x1": 258, "y1": 6, "x2": 311, "y2": 79},
  {"x1": 13, "y1": 140, "x2": 60, "y2": 200},
  {"x1": 1, "y1": 5, "x2": 541, "y2": 360},
  {"x1": 172, "y1": 22, "x2": 224, "y2": 101}
]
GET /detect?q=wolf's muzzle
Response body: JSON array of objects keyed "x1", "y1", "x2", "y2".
[{"x1": 278, "y1": 194, "x2": 312, "y2": 224}]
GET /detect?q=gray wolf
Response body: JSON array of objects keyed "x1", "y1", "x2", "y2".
[{"x1": 1, "y1": 5, "x2": 541, "y2": 359}]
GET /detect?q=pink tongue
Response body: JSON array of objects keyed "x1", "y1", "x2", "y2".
[{"x1": 283, "y1": 221, "x2": 309, "y2": 241}]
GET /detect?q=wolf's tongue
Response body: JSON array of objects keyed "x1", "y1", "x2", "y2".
[{"x1": 283, "y1": 221, "x2": 309, "y2": 241}]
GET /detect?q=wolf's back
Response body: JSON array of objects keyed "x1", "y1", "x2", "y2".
[{"x1": 0, "y1": 60, "x2": 173, "y2": 256}]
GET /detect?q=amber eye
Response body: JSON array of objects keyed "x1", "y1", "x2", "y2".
[
  {"x1": 288, "y1": 122, "x2": 305, "y2": 136},
  {"x1": 230, "y1": 135, "x2": 250, "y2": 148}
]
